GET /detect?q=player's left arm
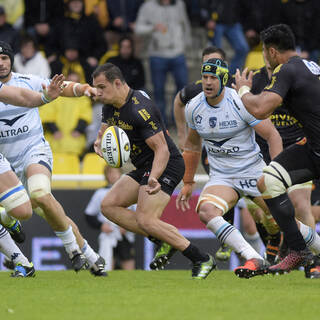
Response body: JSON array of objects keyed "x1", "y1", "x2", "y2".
[
  {"x1": 253, "y1": 119, "x2": 283, "y2": 160},
  {"x1": 232, "y1": 68, "x2": 283, "y2": 119},
  {"x1": 60, "y1": 81, "x2": 97, "y2": 98},
  {"x1": 145, "y1": 131, "x2": 170, "y2": 195}
]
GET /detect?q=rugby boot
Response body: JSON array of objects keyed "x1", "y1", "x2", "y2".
[
  {"x1": 304, "y1": 254, "x2": 320, "y2": 279},
  {"x1": 70, "y1": 250, "x2": 89, "y2": 272},
  {"x1": 192, "y1": 254, "x2": 216, "y2": 280},
  {"x1": 268, "y1": 247, "x2": 314, "y2": 275},
  {"x1": 234, "y1": 258, "x2": 269, "y2": 278},
  {"x1": 149, "y1": 242, "x2": 177, "y2": 270},
  {"x1": 90, "y1": 255, "x2": 108, "y2": 277},
  {"x1": 215, "y1": 244, "x2": 232, "y2": 261},
  {"x1": 11, "y1": 263, "x2": 35, "y2": 278},
  {"x1": 6, "y1": 220, "x2": 26, "y2": 243}
]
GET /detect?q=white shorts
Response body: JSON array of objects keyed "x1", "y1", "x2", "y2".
[
  {"x1": 0, "y1": 153, "x2": 12, "y2": 175},
  {"x1": 204, "y1": 160, "x2": 266, "y2": 199},
  {"x1": 11, "y1": 141, "x2": 53, "y2": 188}
]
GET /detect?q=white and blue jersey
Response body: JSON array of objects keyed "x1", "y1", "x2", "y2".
[
  {"x1": 0, "y1": 73, "x2": 52, "y2": 183},
  {"x1": 186, "y1": 87, "x2": 267, "y2": 197},
  {"x1": 186, "y1": 87, "x2": 264, "y2": 177}
]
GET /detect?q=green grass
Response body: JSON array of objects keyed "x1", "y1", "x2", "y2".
[{"x1": 1, "y1": 270, "x2": 319, "y2": 320}]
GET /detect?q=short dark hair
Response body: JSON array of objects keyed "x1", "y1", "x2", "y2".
[
  {"x1": 92, "y1": 63, "x2": 125, "y2": 83},
  {"x1": 260, "y1": 24, "x2": 296, "y2": 52},
  {"x1": 202, "y1": 46, "x2": 226, "y2": 60}
]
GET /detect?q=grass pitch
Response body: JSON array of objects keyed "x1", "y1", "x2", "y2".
[{"x1": 1, "y1": 270, "x2": 319, "y2": 320}]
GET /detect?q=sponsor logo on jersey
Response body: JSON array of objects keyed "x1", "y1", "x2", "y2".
[
  {"x1": 0, "y1": 114, "x2": 26, "y2": 126},
  {"x1": 0, "y1": 125, "x2": 29, "y2": 137},
  {"x1": 138, "y1": 108, "x2": 151, "y2": 121},
  {"x1": 148, "y1": 121, "x2": 158, "y2": 130},
  {"x1": 219, "y1": 120, "x2": 237, "y2": 129},
  {"x1": 205, "y1": 137, "x2": 231, "y2": 148},
  {"x1": 132, "y1": 96, "x2": 140, "y2": 104},
  {"x1": 209, "y1": 117, "x2": 217, "y2": 128}
]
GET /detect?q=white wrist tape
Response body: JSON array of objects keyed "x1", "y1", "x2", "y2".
[
  {"x1": 72, "y1": 83, "x2": 81, "y2": 97},
  {"x1": 238, "y1": 85, "x2": 251, "y2": 98}
]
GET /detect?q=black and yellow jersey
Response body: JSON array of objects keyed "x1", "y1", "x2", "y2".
[
  {"x1": 263, "y1": 56, "x2": 320, "y2": 152},
  {"x1": 252, "y1": 65, "x2": 306, "y2": 163},
  {"x1": 102, "y1": 89, "x2": 181, "y2": 168}
]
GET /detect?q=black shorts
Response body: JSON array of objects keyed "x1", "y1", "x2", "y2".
[
  {"x1": 114, "y1": 236, "x2": 135, "y2": 261},
  {"x1": 127, "y1": 156, "x2": 185, "y2": 196},
  {"x1": 272, "y1": 142, "x2": 320, "y2": 185}
]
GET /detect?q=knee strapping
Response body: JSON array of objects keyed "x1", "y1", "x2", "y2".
[
  {"x1": 261, "y1": 161, "x2": 292, "y2": 198},
  {"x1": 0, "y1": 183, "x2": 30, "y2": 212},
  {"x1": 196, "y1": 193, "x2": 229, "y2": 214},
  {"x1": 28, "y1": 174, "x2": 51, "y2": 199}
]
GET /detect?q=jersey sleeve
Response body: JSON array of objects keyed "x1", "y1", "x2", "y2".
[
  {"x1": 263, "y1": 63, "x2": 294, "y2": 99},
  {"x1": 179, "y1": 81, "x2": 202, "y2": 105},
  {"x1": 185, "y1": 100, "x2": 196, "y2": 129},
  {"x1": 233, "y1": 93, "x2": 261, "y2": 127}
]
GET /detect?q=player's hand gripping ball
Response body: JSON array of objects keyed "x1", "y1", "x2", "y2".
[{"x1": 101, "y1": 126, "x2": 130, "y2": 168}]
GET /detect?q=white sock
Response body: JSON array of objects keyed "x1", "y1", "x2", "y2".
[
  {"x1": 81, "y1": 240, "x2": 99, "y2": 267},
  {"x1": 299, "y1": 222, "x2": 320, "y2": 254},
  {"x1": 0, "y1": 226, "x2": 32, "y2": 267},
  {"x1": 55, "y1": 225, "x2": 80, "y2": 256},
  {"x1": 244, "y1": 232, "x2": 261, "y2": 255},
  {"x1": 207, "y1": 216, "x2": 263, "y2": 260},
  {"x1": 0, "y1": 208, "x2": 15, "y2": 226}
]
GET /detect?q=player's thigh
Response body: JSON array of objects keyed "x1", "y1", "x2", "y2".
[
  {"x1": 137, "y1": 186, "x2": 170, "y2": 219},
  {"x1": 287, "y1": 183, "x2": 312, "y2": 207},
  {"x1": 273, "y1": 143, "x2": 317, "y2": 184},
  {"x1": 102, "y1": 174, "x2": 139, "y2": 208},
  {"x1": 0, "y1": 170, "x2": 21, "y2": 193}
]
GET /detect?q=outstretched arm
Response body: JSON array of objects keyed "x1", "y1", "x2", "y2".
[
  {"x1": 0, "y1": 74, "x2": 64, "y2": 108},
  {"x1": 232, "y1": 68, "x2": 283, "y2": 119}
]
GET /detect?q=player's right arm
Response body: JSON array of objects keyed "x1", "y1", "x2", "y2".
[
  {"x1": 94, "y1": 122, "x2": 108, "y2": 158},
  {"x1": 173, "y1": 92, "x2": 187, "y2": 150},
  {"x1": 176, "y1": 128, "x2": 202, "y2": 211}
]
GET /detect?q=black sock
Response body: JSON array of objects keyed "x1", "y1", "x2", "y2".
[
  {"x1": 182, "y1": 244, "x2": 209, "y2": 263},
  {"x1": 264, "y1": 194, "x2": 305, "y2": 251},
  {"x1": 255, "y1": 222, "x2": 269, "y2": 246},
  {"x1": 224, "y1": 207, "x2": 235, "y2": 225},
  {"x1": 148, "y1": 236, "x2": 162, "y2": 246}
]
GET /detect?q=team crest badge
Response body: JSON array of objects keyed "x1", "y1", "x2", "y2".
[{"x1": 209, "y1": 117, "x2": 217, "y2": 128}]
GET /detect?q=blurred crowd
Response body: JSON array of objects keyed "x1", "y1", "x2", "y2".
[{"x1": 1, "y1": 0, "x2": 319, "y2": 159}]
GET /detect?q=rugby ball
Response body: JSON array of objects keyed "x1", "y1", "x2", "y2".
[{"x1": 101, "y1": 126, "x2": 130, "y2": 168}]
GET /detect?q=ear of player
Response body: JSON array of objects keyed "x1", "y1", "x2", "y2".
[{"x1": 101, "y1": 126, "x2": 130, "y2": 168}]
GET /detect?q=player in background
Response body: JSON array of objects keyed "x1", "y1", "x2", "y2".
[
  {"x1": 84, "y1": 166, "x2": 136, "y2": 271},
  {"x1": 0, "y1": 41, "x2": 106, "y2": 276},
  {"x1": 233, "y1": 24, "x2": 320, "y2": 277},
  {"x1": 93, "y1": 63, "x2": 215, "y2": 279}
]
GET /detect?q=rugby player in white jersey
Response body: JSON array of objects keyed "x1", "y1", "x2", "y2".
[
  {"x1": 0, "y1": 41, "x2": 106, "y2": 276},
  {"x1": 177, "y1": 58, "x2": 283, "y2": 278},
  {"x1": 0, "y1": 72, "x2": 64, "y2": 276}
]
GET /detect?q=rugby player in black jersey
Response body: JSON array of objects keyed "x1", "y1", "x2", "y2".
[
  {"x1": 92, "y1": 63, "x2": 215, "y2": 279},
  {"x1": 234, "y1": 24, "x2": 320, "y2": 276}
]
